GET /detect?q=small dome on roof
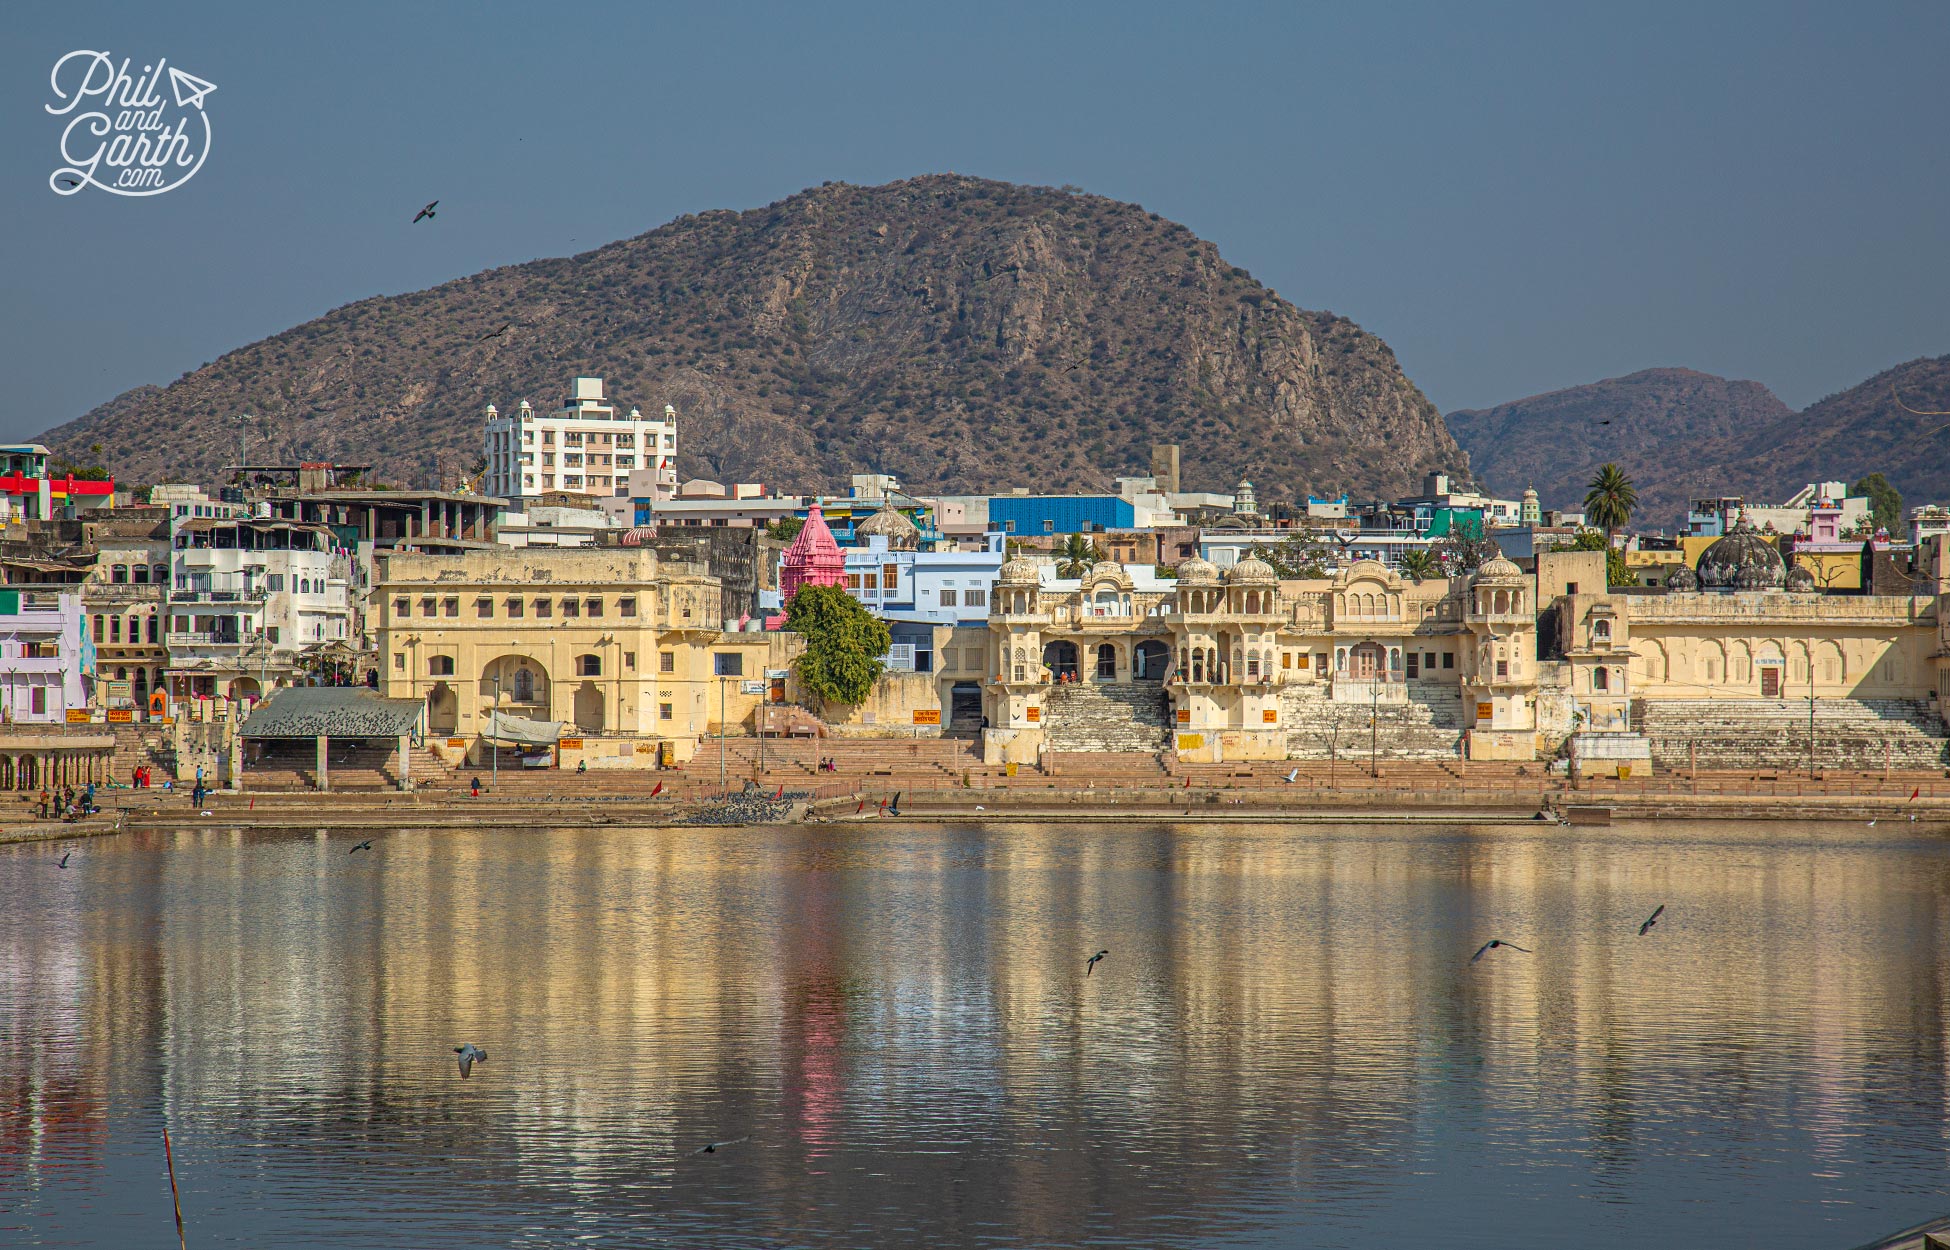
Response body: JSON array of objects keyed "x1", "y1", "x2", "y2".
[
  {"x1": 1785, "y1": 563, "x2": 1816, "y2": 592},
  {"x1": 998, "y1": 556, "x2": 1040, "y2": 584},
  {"x1": 1175, "y1": 556, "x2": 1219, "y2": 584},
  {"x1": 1698, "y1": 516, "x2": 1784, "y2": 590},
  {"x1": 856, "y1": 501, "x2": 919, "y2": 548},
  {"x1": 1474, "y1": 554, "x2": 1525, "y2": 583},
  {"x1": 1225, "y1": 555, "x2": 1278, "y2": 584},
  {"x1": 1665, "y1": 564, "x2": 1700, "y2": 592}
]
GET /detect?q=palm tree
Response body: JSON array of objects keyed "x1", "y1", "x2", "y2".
[
  {"x1": 1397, "y1": 549, "x2": 1441, "y2": 583},
  {"x1": 1583, "y1": 463, "x2": 1638, "y2": 545},
  {"x1": 1056, "y1": 533, "x2": 1104, "y2": 578}
]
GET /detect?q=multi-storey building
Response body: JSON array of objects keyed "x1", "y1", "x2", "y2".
[
  {"x1": 0, "y1": 588, "x2": 93, "y2": 722},
  {"x1": 82, "y1": 508, "x2": 170, "y2": 714},
  {"x1": 482, "y1": 376, "x2": 678, "y2": 503}
]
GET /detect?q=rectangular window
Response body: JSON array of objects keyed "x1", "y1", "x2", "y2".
[
  {"x1": 585, "y1": 598, "x2": 602, "y2": 617},
  {"x1": 30, "y1": 687, "x2": 45, "y2": 716},
  {"x1": 1496, "y1": 660, "x2": 1508, "y2": 678},
  {"x1": 443, "y1": 597, "x2": 459, "y2": 617},
  {"x1": 964, "y1": 589, "x2": 985, "y2": 607},
  {"x1": 618, "y1": 597, "x2": 637, "y2": 618},
  {"x1": 713, "y1": 653, "x2": 743, "y2": 677},
  {"x1": 506, "y1": 597, "x2": 524, "y2": 618},
  {"x1": 939, "y1": 589, "x2": 957, "y2": 606},
  {"x1": 1443, "y1": 653, "x2": 1454, "y2": 669},
  {"x1": 110, "y1": 617, "x2": 121, "y2": 642},
  {"x1": 883, "y1": 564, "x2": 899, "y2": 592},
  {"x1": 267, "y1": 574, "x2": 285, "y2": 591},
  {"x1": 846, "y1": 574, "x2": 862, "y2": 589},
  {"x1": 864, "y1": 574, "x2": 878, "y2": 590},
  {"x1": 1004, "y1": 520, "x2": 1016, "y2": 533},
  {"x1": 267, "y1": 627, "x2": 281, "y2": 644},
  {"x1": 420, "y1": 597, "x2": 436, "y2": 616},
  {"x1": 660, "y1": 651, "x2": 675, "y2": 673},
  {"x1": 393, "y1": 653, "x2": 404, "y2": 671},
  {"x1": 562, "y1": 598, "x2": 580, "y2": 618},
  {"x1": 1042, "y1": 520, "x2": 1055, "y2": 533},
  {"x1": 534, "y1": 599, "x2": 552, "y2": 617},
  {"x1": 476, "y1": 598, "x2": 494, "y2": 618},
  {"x1": 660, "y1": 703, "x2": 673, "y2": 721},
  {"x1": 394, "y1": 597, "x2": 409, "y2": 617},
  {"x1": 1282, "y1": 652, "x2": 1291, "y2": 670},
  {"x1": 624, "y1": 652, "x2": 635, "y2": 670}
]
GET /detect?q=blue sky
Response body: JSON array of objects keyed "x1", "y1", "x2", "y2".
[{"x1": 3, "y1": 1, "x2": 1946, "y2": 441}]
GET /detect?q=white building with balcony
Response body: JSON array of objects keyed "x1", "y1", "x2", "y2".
[
  {"x1": 165, "y1": 509, "x2": 352, "y2": 703},
  {"x1": 0, "y1": 589, "x2": 93, "y2": 723},
  {"x1": 482, "y1": 376, "x2": 678, "y2": 503}
]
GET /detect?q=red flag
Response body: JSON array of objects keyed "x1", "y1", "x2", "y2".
[
  {"x1": 856, "y1": 799, "x2": 865, "y2": 814},
  {"x1": 774, "y1": 783, "x2": 784, "y2": 800},
  {"x1": 1910, "y1": 786, "x2": 1921, "y2": 802},
  {"x1": 650, "y1": 781, "x2": 663, "y2": 798},
  {"x1": 1184, "y1": 775, "x2": 1191, "y2": 788}
]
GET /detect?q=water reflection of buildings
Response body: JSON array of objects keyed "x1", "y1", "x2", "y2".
[{"x1": 1, "y1": 822, "x2": 1947, "y2": 1242}]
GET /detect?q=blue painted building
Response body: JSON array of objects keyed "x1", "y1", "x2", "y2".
[{"x1": 986, "y1": 496, "x2": 1134, "y2": 537}]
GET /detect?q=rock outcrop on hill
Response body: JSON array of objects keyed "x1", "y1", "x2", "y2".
[{"x1": 42, "y1": 175, "x2": 1465, "y2": 501}]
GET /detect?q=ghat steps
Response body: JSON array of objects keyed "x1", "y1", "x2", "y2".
[
  {"x1": 1281, "y1": 681, "x2": 1465, "y2": 760},
  {"x1": 1631, "y1": 698, "x2": 1949, "y2": 771},
  {"x1": 1041, "y1": 682, "x2": 1172, "y2": 753}
]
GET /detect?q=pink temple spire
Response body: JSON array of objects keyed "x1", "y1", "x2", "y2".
[{"x1": 779, "y1": 504, "x2": 847, "y2": 601}]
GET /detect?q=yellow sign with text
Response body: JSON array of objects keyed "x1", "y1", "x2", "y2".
[
  {"x1": 107, "y1": 709, "x2": 134, "y2": 724},
  {"x1": 912, "y1": 709, "x2": 941, "y2": 725},
  {"x1": 65, "y1": 709, "x2": 90, "y2": 724},
  {"x1": 558, "y1": 738, "x2": 583, "y2": 750},
  {"x1": 1025, "y1": 706, "x2": 1040, "y2": 723},
  {"x1": 1176, "y1": 708, "x2": 1191, "y2": 724},
  {"x1": 1476, "y1": 702, "x2": 1493, "y2": 720},
  {"x1": 1261, "y1": 709, "x2": 1277, "y2": 724}
]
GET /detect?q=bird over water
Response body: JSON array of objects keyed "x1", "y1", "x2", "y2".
[
  {"x1": 1471, "y1": 939, "x2": 1532, "y2": 963},
  {"x1": 1638, "y1": 904, "x2": 1666, "y2": 936},
  {"x1": 454, "y1": 1044, "x2": 487, "y2": 1078},
  {"x1": 1086, "y1": 950, "x2": 1109, "y2": 976}
]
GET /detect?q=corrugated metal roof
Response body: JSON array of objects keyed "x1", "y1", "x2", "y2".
[{"x1": 240, "y1": 687, "x2": 423, "y2": 739}]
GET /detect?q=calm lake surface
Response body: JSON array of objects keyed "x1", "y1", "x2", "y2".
[{"x1": 3, "y1": 819, "x2": 1949, "y2": 1249}]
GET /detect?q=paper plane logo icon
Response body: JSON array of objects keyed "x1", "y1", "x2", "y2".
[{"x1": 168, "y1": 66, "x2": 216, "y2": 110}]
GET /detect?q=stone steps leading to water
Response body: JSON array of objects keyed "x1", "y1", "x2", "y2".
[
  {"x1": 1631, "y1": 698, "x2": 1949, "y2": 771},
  {"x1": 1042, "y1": 682, "x2": 1172, "y2": 753},
  {"x1": 1281, "y1": 681, "x2": 1464, "y2": 760}
]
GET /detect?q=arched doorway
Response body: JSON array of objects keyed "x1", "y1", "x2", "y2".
[
  {"x1": 427, "y1": 681, "x2": 458, "y2": 734},
  {"x1": 573, "y1": 681, "x2": 605, "y2": 733},
  {"x1": 1349, "y1": 642, "x2": 1385, "y2": 679},
  {"x1": 1094, "y1": 643, "x2": 1117, "y2": 681},
  {"x1": 481, "y1": 655, "x2": 549, "y2": 714},
  {"x1": 1134, "y1": 640, "x2": 1170, "y2": 681},
  {"x1": 229, "y1": 676, "x2": 262, "y2": 703},
  {"x1": 1043, "y1": 640, "x2": 1079, "y2": 680}
]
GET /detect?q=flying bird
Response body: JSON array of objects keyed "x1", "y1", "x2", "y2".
[
  {"x1": 1284, "y1": 768, "x2": 1299, "y2": 783},
  {"x1": 56, "y1": 852, "x2": 70, "y2": 868},
  {"x1": 480, "y1": 323, "x2": 512, "y2": 341},
  {"x1": 1470, "y1": 939, "x2": 1532, "y2": 963},
  {"x1": 888, "y1": 791, "x2": 901, "y2": 817},
  {"x1": 349, "y1": 839, "x2": 373, "y2": 854},
  {"x1": 693, "y1": 1135, "x2": 750, "y2": 1155},
  {"x1": 413, "y1": 200, "x2": 439, "y2": 223},
  {"x1": 58, "y1": 177, "x2": 80, "y2": 188},
  {"x1": 1637, "y1": 904, "x2": 1665, "y2": 936},
  {"x1": 1086, "y1": 950, "x2": 1109, "y2": 977},
  {"x1": 454, "y1": 1044, "x2": 487, "y2": 1078}
]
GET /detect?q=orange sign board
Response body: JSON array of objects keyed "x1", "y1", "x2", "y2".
[
  {"x1": 912, "y1": 709, "x2": 941, "y2": 725},
  {"x1": 559, "y1": 738, "x2": 584, "y2": 749},
  {"x1": 1476, "y1": 702, "x2": 1493, "y2": 720},
  {"x1": 107, "y1": 709, "x2": 134, "y2": 724},
  {"x1": 1262, "y1": 709, "x2": 1277, "y2": 724},
  {"x1": 1025, "y1": 706, "x2": 1040, "y2": 723},
  {"x1": 65, "y1": 709, "x2": 90, "y2": 724},
  {"x1": 447, "y1": 738, "x2": 466, "y2": 748},
  {"x1": 1176, "y1": 709, "x2": 1191, "y2": 724}
]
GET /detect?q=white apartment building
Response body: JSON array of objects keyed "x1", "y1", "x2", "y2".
[{"x1": 482, "y1": 376, "x2": 678, "y2": 503}]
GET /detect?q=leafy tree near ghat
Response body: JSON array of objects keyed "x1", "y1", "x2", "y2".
[
  {"x1": 1396, "y1": 549, "x2": 1441, "y2": 583},
  {"x1": 765, "y1": 515, "x2": 805, "y2": 542},
  {"x1": 785, "y1": 583, "x2": 891, "y2": 708},
  {"x1": 1563, "y1": 528, "x2": 1633, "y2": 587},
  {"x1": 1056, "y1": 533, "x2": 1104, "y2": 577},
  {"x1": 1849, "y1": 472, "x2": 1903, "y2": 534},
  {"x1": 1582, "y1": 463, "x2": 1637, "y2": 542},
  {"x1": 1434, "y1": 514, "x2": 1501, "y2": 575}
]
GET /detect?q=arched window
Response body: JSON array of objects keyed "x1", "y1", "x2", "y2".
[
  {"x1": 1593, "y1": 618, "x2": 1612, "y2": 643},
  {"x1": 513, "y1": 667, "x2": 536, "y2": 703},
  {"x1": 428, "y1": 655, "x2": 455, "y2": 676},
  {"x1": 1095, "y1": 644, "x2": 1116, "y2": 679},
  {"x1": 151, "y1": 564, "x2": 168, "y2": 585},
  {"x1": 577, "y1": 654, "x2": 602, "y2": 677},
  {"x1": 110, "y1": 564, "x2": 128, "y2": 584},
  {"x1": 1245, "y1": 649, "x2": 1260, "y2": 680},
  {"x1": 1592, "y1": 667, "x2": 1608, "y2": 691}
]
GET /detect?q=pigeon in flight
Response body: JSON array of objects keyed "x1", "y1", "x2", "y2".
[
  {"x1": 1284, "y1": 767, "x2": 1299, "y2": 783},
  {"x1": 888, "y1": 791, "x2": 901, "y2": 817},
  {"x1": 480, "y1": 323, "x2": 512, "y2": 341},
  {"x1": 1471, "y1": 939, "x2": 1532, "y2": 963},
  {"x1": 413, "y1": 200, "x2": 439, "y2": 223},
  {"x1": 454, "y1": 1044, "x2": 487, "y2": 1078},
  {"x1": 1086, "y1": 950, "x2": 1109, "y2": 977},
  {"x1": 349, "y1": 839, "x2": 373, "y2": 854},
  {"x1": 1637, "y1": 904, "x2": 1665, "y2": 936},
  {"x1": 693, "y1": 1136, "x2": 750, "y2": 1155},
  {"x1": 56, "y1": 852, "x2": 70, "y2": 868},
  {"x1": 58, "y1": 177, "x2": 80, "y2": 188}
]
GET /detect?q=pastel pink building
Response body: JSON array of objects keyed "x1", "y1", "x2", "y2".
[{"x1": 780, "y1": 505, "x2": 846, "y2": 602}]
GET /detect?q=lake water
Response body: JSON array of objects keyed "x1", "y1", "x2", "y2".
[{"x1": 3, "y1": 819, "x2": 1948, "y2": 1249}]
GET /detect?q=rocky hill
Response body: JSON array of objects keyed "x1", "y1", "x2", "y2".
[
  {"x1": 1449, "y1": 358, "x2": 1950, "y2": 525},
  {"x1": 42, "y1": 175, "x2": 1464, "y2": 501}
]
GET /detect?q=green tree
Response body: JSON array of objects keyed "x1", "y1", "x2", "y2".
[
  {"x1": 1055, "y1": 532, "x2": 1104, "y2": 577},
  {"x1": 785, "y1": 584, "x2": 891, "y2": 709},
  {"x1": 1433, "y1": 514, "x2": 1500, "y2": 575},
  {"x1": 1396, "y1": 549, "x2": 1441, "y2": 583},
  {"x1": 1582, "y1": 463, "x2": 1637, "y2": 542},
  {"x1": 1849, "y1": 472, "x2": 1903, "y2": 534},
  {"x1": 1563, "y1": 527, "x2": 1632, "y2": 586},
  {"x1": 1252, "y1": 533, "x2": 1331, "y2": 578},
  {"x1": 765, "y1": 515, "x2": 805, "y2": 542}
]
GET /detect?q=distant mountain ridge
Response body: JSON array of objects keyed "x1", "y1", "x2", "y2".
[
  {"x1": 39, "y1": 174, "x2": 1464, "y2": 502},
  {"x1": 1449, "y1": 358, "x2": 1950, "y2": 525}
]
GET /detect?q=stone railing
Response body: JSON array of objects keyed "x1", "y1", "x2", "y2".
[{"x1": 1627, "y1": 594, "x2": 1932, "y2": 624}]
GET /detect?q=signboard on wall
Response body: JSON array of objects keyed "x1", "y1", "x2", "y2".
[
  {"x1": 1176, "y1": 733, "x2": 1204, "y2": 750},
  {"x1": 740, "y1": 681, "x2": 764, "y2": 695},
  {"x1": 1476, "y1": 702, "x2": 1493, "y2": 720},
  {"x1": 912, "y1": 709, "x2": 941, "y2": 725},
  {"x1": 1261, "y1": 709, "x2": 1277, "y2": 724},
  {"x1": 65, "y1": 709, "x2": 90, "y2": 724},
  {"x1": 447, "y1": 738, "x2": 466, "y2": 748},
  {"x1": 1176, "y1": 709, "x2": 1191, "y2": 724},
  {"x1": 107, "y1": 709, "x2": 133, "y2": 724},
  {"x1": 1025, "y1": 706, "x2": 1040, "y2": 722},
  {"x1": 559, "y1": 738, "x2": 584, "y2": 749}
]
